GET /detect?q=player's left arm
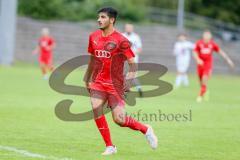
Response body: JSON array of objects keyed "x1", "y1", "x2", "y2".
[
  {"x1": 218, "y1": 49, "x2": 235, "y2": 68},
  {"x1": 49, "y1": 38, "x2": 56, "y2": 50},
  {"x1": 126, "y1": 57, "x2": 137, "y2": 79},
  {"x1": 124, "y1": 58, "x2": 137, "y2": 91}
]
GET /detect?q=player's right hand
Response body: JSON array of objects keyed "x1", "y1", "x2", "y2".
[
  {"x1": 197, "y1": 59, "x2": 204, "y2": 66},
  {"x1": 85, "y1": 82, "x2": 91, "y2": 93},
  {"x1": 32, "y1": 49, "x2": 38, "y2": 55}
]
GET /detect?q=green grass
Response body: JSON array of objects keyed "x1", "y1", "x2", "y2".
[{"x1": 0, "y1": 64, "x2": 240, "y2": 160}]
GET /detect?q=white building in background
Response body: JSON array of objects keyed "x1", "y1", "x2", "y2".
[{"x1": 0, "y1": 0, "x2": 17, "y2": 65}]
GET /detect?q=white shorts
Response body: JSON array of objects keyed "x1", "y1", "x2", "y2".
[{"x1": 176, "y1": 56, "x2": 190, "y2": 73}]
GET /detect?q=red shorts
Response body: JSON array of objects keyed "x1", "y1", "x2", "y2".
[
  {"x1": 197, "y1": 65, "x2": 212, "y2": 80},
  {"x1": 89, "y1": 82, "x2": 125, "y2": 107},
  {"x1": 39, "y1": 52, "x2": 52, "y2": 65}
]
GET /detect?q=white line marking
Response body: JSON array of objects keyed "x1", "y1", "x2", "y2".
[{"x1": 0, "y1": 145, "x2": 73, "y2": 160}]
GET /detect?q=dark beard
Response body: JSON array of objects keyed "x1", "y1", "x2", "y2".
[{"x1": 98, "y1": 22, "x2": 110, "y2": 30}]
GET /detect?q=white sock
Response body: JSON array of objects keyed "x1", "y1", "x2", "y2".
[
  {"x1": 183, "y1": 74, "x2": 189, "y2": 86},
  {"x1": 175, "y1": 75, "x2": 181, "y2": 87},
  {"x1": 43, "y1": 74, "x2": 49, "y2": 80}
]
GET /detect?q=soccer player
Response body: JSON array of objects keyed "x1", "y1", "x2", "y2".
[
  {"x1": 193, "y1": 30, "x2": 234, "y2": 102},
  {"x1": 33, "y1": 28, "x2": 55, "y2": 80},
  {"x1": 123, "y1": 23, "x2": 143, "y2": 97},
  {"x1": 84, "y1": 7, "x2": 158, "y2": 155},
  {"x1": 173, "y1": 33, "x2": 194, "y2": 88}
]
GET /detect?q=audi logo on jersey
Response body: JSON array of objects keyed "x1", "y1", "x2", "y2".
[
  {"x1": 200, "y1": 44, "x2": 213, "y2": 54},
  {"x1": 95, "y1": 50, "x2": 111, "y2": 58},
  {"x1": 201, "y1": 48, "x2": 211, "y2": 54}
]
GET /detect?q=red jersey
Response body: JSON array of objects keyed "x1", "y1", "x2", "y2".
[
  {"x1": 88, "y1": 30, "x2": 135, "y2": 86},
  {"x1": 39, "y1": 36, "x2": 55, "y2": 56},
  {"x1": 194, "y1": 39, "x2": 220, "y2": 64}
]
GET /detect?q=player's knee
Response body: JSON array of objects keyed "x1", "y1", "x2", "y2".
[
  {"x1": 113, "y1": 115, "x2": 125, "y2": 126},
  {"x1": 202, "y1": 77, "x2": 208, "y2": 85}
]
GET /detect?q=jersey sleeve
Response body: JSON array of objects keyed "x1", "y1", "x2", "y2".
[
  {"x1": 124, "y1": 47, "x2": 135, "y2": 59},
  {"x1": 120, "y1": 38, "x2": 135, "y2": 59},
  {"x1": 87, "y1": 35, "x2": 94, "y2": 54},
  {"x1": 49, "y1": 37, "x2": 55, "y2": 46},
  {"x1": 193, "y1": 41, "x2": 200, "y2": 53},
  {"x1": 213, "y1": 41, "x2": 220, "y2": 53}
]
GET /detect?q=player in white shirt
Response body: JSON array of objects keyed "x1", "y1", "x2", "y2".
[
  {"x1": 173, "y1": 33, "x2": 194, "y2": 88},
  {"x1": 123, "y1": 23, "x2": 143, "y2": 97}
]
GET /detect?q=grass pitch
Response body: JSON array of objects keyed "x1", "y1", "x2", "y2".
[{"x1": 0, "y1": 64, "x2": 239, "y2": 160}]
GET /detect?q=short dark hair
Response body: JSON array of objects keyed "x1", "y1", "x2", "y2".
[
  {"x1": 177, "y1": 33, "x2": 187, "y2": 37},
  {"x1": 97, "y1": 7, "x2": 118, "y2": 24},
  {"x1": 204, "y1": 29, "x2": 211, "y2": 33}
]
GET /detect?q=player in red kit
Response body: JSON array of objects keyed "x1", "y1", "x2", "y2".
[
  {"x1": 193, "y1": 30, "x2": 234, "y2": 102},
  {"x1": 33, "y1": 28, "x2": 55, "y2": 80},
  {"x1": 84, "y1": 7, "x2": 158, "y2": 155}
]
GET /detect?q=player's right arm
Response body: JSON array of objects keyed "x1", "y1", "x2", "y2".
[
  {"x1": 32, "y1": 38, "x2": 41, "y2": 55},
  {"x1": 84, "y1": 55, "x2": 95, "y2": 90},
  {"x1": 32, "y1": 41, "x2": 40, "y2": 55},
  {"x1": 84, "y1": 35, "x2": 94, "y2": 90},
  {"x1": 193, "y1": 51, "x2": 203, "y2": 65},
  {"x1": 193, "y1": 41, "x2": 203, "y2": 65},
  {"x1": 32, "y1": 46, "x2": 39, "y2": 55}
]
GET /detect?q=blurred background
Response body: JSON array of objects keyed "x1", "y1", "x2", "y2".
[{"x1": 1, "y1": 0, "x2": 240, "y2": 73}]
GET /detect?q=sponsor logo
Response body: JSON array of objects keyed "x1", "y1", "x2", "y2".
[
  {"x1": 104, "y1": 41, "x2": 117, "y2": 52},
  {"x1": 95, "y1": 50, "x2": 111, "y2": 58},
  {"x1": 201, "y1": 48, "x2": 211, "y2": 54}
]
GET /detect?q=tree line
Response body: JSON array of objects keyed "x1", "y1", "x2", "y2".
[{"x1": 18, "y1": 0, "x2": 240, "y2": 25}]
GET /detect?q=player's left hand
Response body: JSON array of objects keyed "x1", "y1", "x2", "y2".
[
  {"x1": 32, "y1": 49, "x2": 38, "y2": 55},
  {"x1": 227, "y1": 59, "x2": 235, "y2": 69},
  {"x1": 85, "y1": 82, "x2": 91, "y2": 93}
]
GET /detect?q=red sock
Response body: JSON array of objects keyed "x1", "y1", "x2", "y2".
[
  {"x1": 200, "y1": 84, "x2": 207, "y2": 96},
  {"x1": 121, "y1": 116, "x2": 148, "y2": 134},
  {"x1": 95, "y1": 115, "x2": 113, "y2": 147}
]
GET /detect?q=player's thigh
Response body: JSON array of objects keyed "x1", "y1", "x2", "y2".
[
  {"x1": 202, "y1": 71, "x2": 210, "y2": 84},
  {"x1": 46, "y1": 59, "x2": 53, "y2": 68},
  {"x1": 90, "y1": 90, "x2": 107, "y2": 108},
  {"x1": 90, "y1": 90, "x2": 107, "y2": 117},
  {"x1": 107, "y1": 93, "x2": 125, "y2": 122},
  {"x1": 197, "y1": 66, "x2": 204, "y2": 80}
]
